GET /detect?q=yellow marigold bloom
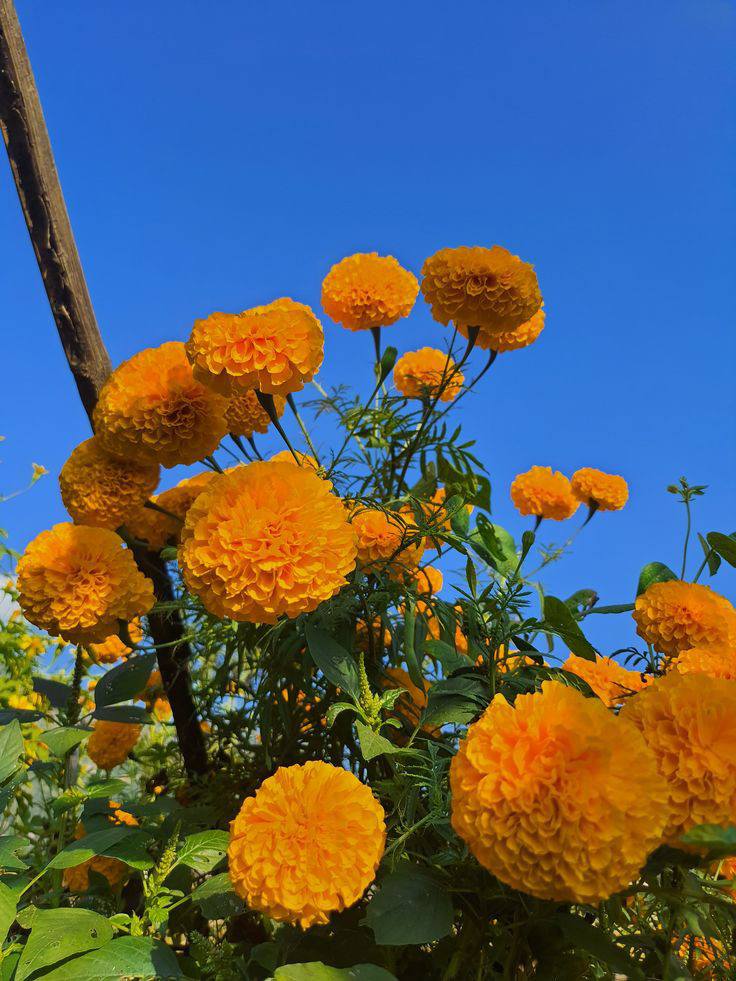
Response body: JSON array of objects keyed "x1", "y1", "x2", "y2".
[
  {"x1": 571, "y1": 467, "x2": 629, "y2": 512},
  {"x1": 228, "y1": 761, "x2": 385, "y2": 928},
  {"x1": 413, "y1": 565, "x2": 443, "y2": 596},
  {"x1": 621, "y1": 671, "x2": 736, "y2": 842},
  {"x1": 126, "y1": 471, "x2": 216, "y2": 551},
  {"x1": 19, "y1": 635, "x2": 46, "y2": 657},
  {"x1": 421, "y1": 245, "x2": 542, "y2": 336},
  {"x1": 382, "y1": 667, "x2": 438, "y2": 737},
  {"x1": 17, "y1": 523, "x2": 155, "y2": 645},
  {"x1": 393, "y1": 348, "x2": 463, "y2": 402},
  {"x1": 633, "y1": 580, "x2": 736, "y2": 659},
  {"x1": 186, "y1": 299, "x2": 324, "y2": 397},
  {"x1": 63, "y1": 824, "x2": 127, "y2": 892},
  {"x1": 450, "y1": 681, "x2": 668, "y2": 903},
  {"x1": 321, "y1": 252, "x2": 418, "y2": 331},
  {"x1": 87, "y1": 617, "x2": 144, "y2": 664},
  {"x1": 226, "y1": 390, "x2": 286, "y2": 439},
  {"x1": 59, "y1": 437, "x2": 160, "y2": 530},
  {"x1": 510, "y1": 466, "x2": 579, "y2": 521},
  {"x1": 180, "y1": 462, "x2": 356, "y2": 623},
  {"x1": 563, "y1": 653, "x2": 649, "y2": 708},
  {"x1": 460, "y1": 306, "x2": 546, "y2": 353},
  {"x1": 94, "y1": 342, "x2": 228, "y2": 468},
  {"x1": 7, "y1": 692, "x2": 43, "y2": 712},
  {"x1": 669, "y1": 645, "x2": 736, "y2": 680},
  {"x1": 352, "y1": 505, "x2": 425, "y2": 578},
  {"x1": 268, "y1": 449, "x2": 320, "y2": 472},
  {"x1": 87, "y1": 720, "x2": 142, "y2": 771}
]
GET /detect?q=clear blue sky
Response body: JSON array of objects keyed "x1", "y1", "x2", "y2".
[{"x1": 1, "y1": 0, "x2": 734, "y2": 655}]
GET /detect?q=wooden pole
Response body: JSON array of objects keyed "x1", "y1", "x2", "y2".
[{"x1": 0, "y1": 0, "x2": 208, "y2": 778}]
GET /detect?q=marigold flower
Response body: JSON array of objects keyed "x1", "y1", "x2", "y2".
[
  {"x1": 352, "y1": 505, "x2": 425, "y2": 578},
  {"x1": 139, "y1": 669, "x2": 173, "y2": 721},
  {"x1": 393, "y1": 348, "x2": 463, "y2": 402},
  {"x1": 87, "y1": 617, "x2": 144, "y2": 664},
  {"x1": 62, "y1": 823, "x2": 127, "y2": 892},
  {"x1": 563, "y1": 653, "x2": 649, "y2": 708},
  {"x1": 93, "y1": 342, "x2": 228, "y2": 468},
  {"x1": 421, "y1": 246, "x2": 542, "y2": 336},
  {"x1": 228, "y1": 761, "x2": 385, "y2": 927},
  {"x1": 671, "y1": 934, "x2": 731, "y2": 975},
  {"x1": 669, "y1": 645, "x2": 736, "y2": 680},
  {"x1": 413, "y1": 565, "x2": 443, "y2": 596},
  {"x1": 450, "y1": 681, "x2": 668, "y2": 902},
  {"x1": 268, "y1": 450, "x2": 320, "y2": 472},
  {"x1": 87, "y1": 720, "x2": 142, "y2": 771},
  {"x1": 108, "y1": 803, "x2": 139, "y2": 827},
  {"x1": 17, "y1": 523, "x2": 155, "y2": 644},
  {"x1": 571, "y1": 467, "x2": 629, "y2": 512},
  {"x1": 510, "y1": 466, "x2": 579, "y2": 521},
  {"x1": 460, "y1": 307, "x2": 546, "y2": 353},
  {"x1": 491, "y1": 647, "x2": 538, "y2": 673},
  {"x1": 180, "y1": 462, "x2": 356, "y2": 623},
  {"x1": 633, "y1": 580, "x2": 736, "y2": 659},
  {"x1": 59, "y1": 438, "x2": 160, "y2": 529},
  {"x1": 321, "y1": 253, "x2": 418, "y2": 331},
  {"x1": 226, "y1": 390, "x2": 286, "y2": 439},
  {"x1": 424, "y1": 603, "x2": 468, "y2": 655},
  {"x1": 126, "y1": 472, "x2": 216, "y2": 551},
  {"x1": 186, "y1": 299, "x2": 324, "y2": 397}
]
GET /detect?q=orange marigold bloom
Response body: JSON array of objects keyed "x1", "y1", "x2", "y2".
[
  {"x1": 633, "y1": 580, "x2": 736, "y2": 659},
  {"x1": 393, "y1": 348, "x2": 463, "y2": 402},
  {"x1": 17, "y1": 523, "x2": 155, "y2": 644},
  {"x1": 93, "y1": 342, "x2": 228, "y2": 468},
  {"x1": 87, "y1": 617, "x2": 144, "y2": 664},
  {"x1": 228, "y1": 761, "x2": 385, "y2": 927},
  {"x1": 413, "y1": 565, "x2": 443, "y2": 596},
  {"x1": 571, "y1": 467, "x2": 629, "y2": 512},
  {"x1": 563, "y1": 653, "x2": 649, "y2": 708},
  {"x1": 352, "y1": 505, "x2": 425, "y2": 578},
  {"x1": 268, "y1": 449, "x2": 320, "y2": 472},
  {"x1": 126, "y1": 471, "x2": 216, "y2": 551},
  {"x1": 460, "y1": 306, "x2": 546, "y2": 353},
  {"x1": 671, "y1": 934, "x2": 731, "y2": 975},
  {"x1": 226, "y1": 389, "x2": 286, "y2": 439},
  {"x1": 321, "y1": 252, "x2": 418, "y2": 331},
  {"x1": 180, "y1": 462, "x2": 356, "y2": 623},
  {"x1": 59, "y1": 437, "x2": 160, "y2": 529},
  {"x1": 510, "y1": 466, "x2": 579, "y2": 521},
  {"x1": 451, "y1": 681, "x2": 668, "y2": 902},
  {"x1": 421, "y1": 246, "x2": 542, "y2": 336},
  {"x1": 186, "y1": 299, "x2": 324, "y2": 397},
  {"x1": 139, "y1": 669, "x2": 173, "y2": 721},
  {"x1": 87, "y1": 720, "x2": 142, "y2": 771},
  {"x1": 669, "y1": 645, "x2": 736, "y2": 680}
]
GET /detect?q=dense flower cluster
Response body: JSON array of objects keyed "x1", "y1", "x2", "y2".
[
  {"x1": 563, "y1": 653, "x2": 649, "y2": 707},
  {"x1": 571, "y1": 467, "x2": 629, "y2": 511},
  {"x1": 126, "y1": 472, "x2": 216, "y2": 551},
  {"x1": 93, "y1": 342, "x2": 228, "y2": 468},
  {"x1": 180, "y1": 462, "x2": 356, "y2": 622},
  {"x1": 450, "y1": 682, "x2": 668, "y2": 902},
  {"x1": 87, "y1": 617, "x2": 144, "y2": 664},
  {"x1": 186, "y1": 299, "x2": 324, "y2": 396},
  {"x1": 59, "y1": 437, "x2": 160, "y2": 529},
  {"x1": 421, "y1": 246, "x2": 542, "y2": 335},
  {"x1": 87, "y1": 720, "x2": 142, "y2": 770},
  {"x1": 228, "y1": 761, "x2": 385, "y2": 927},
  {"x1": 510, "y1": 466, "x2": 579, "y2": 521},
  {"x1": 393, "y1": 347, "x2": 463, "y2": 402},
  {"x1": 351, "y1": 505, "x2": 425, "y2": 578},
  {"x1": 321, "y1": 253, "x2": 418, "y2": 331},
  {"x1": 460, "y1": 307, "x2": 545, "y2": 353},
  {"x1": 17, "y1": 524, "x2": 154, "y2": 644},
  {"x1": 669, "y1": 645, "x2": 736, "y2": 680},
  {"x1": 225, "y1": 389, "x2": 286, "y2": 439},
  {"x1": 633, "y1": 580, "x2": 736, "y2": 658}
]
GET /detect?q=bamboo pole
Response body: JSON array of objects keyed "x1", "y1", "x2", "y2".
[{"x1": 0, "y1": 0, "x2": 208, "y2": 778}]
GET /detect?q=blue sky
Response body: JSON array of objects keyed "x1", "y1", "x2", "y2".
[{"x1": 1, "y1": 0, "x2": 734, "y2": 656}]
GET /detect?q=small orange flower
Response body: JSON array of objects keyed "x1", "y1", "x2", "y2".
[
  {"x1": 510, "y1": 466, "x2": 579, "y2": 521},
  {"x1": 322, "y1": 253, "x2": 418, "y2": 331},
  {"x1": 672, "y1": 934, "x2": 731, "y2": 975},
  {"x1": 93, "y1": 342, "x2": 228, "y2": 468},
  {"x1": 59, "y1": 437, "x2": 160, "y2": 529},
  {"x1": 633, "y1": 580, "x2": 736, "y2": 659},
  {"x1": 571, "y1": 468, "x2": 629, "y2": 512},
  {"x1": 87, "y1": 720, "x2": 142, "y2": 770},
  {"x1": 413, "y1": 565, "x2": 443, "y2": 596},
  {"x1": 393, "y1": 348, "x2": 463, "y2": 402},
  {"x1": 421, "y1": 246, "x2": 542, "y2": 336},
  {"x1": 563, "y1": 653, "x2": 649, "y2": 708},
  {"x1": 669, "y1": 645, "x2": 736, "y2": 680},
  {"x1": 352, "y1": 505, "x2": 425, "y2": 578},
  {"x1": 87, "y1": 617, "x2": 144, "y2": 664},
  {"x1": 186, "y1": 299, "x2": 324, "y2": 396},
  {"x1": 228, "y1": 761, "x2": 385, "y2": 927},
  {"x1": 460, "y1": 307, "x2": 546, "y2": 353},
  {"x1": 108, "y1": 802, "x2": 139, "y2": 827},
  {"x1": 17, "y1": 524, "x2": 155, "y2": 645},
  {"x1": 226, "y1": 390, "x2": 286, "y2": 439},
  {"x1": 126, "y1": 472, "x2": 216, "y2": 551}
]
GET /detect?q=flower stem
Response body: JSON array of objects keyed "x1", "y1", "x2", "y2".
[
  {"x1": 287, "y1": 394, "x2": 322, "y2": 467},
  {"x1": 256, "y1": 391, "x2": 301, "y2": 464}
]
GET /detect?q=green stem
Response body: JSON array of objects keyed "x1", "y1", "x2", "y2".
[
  {"x1": 286, "y1": 394, "x2": 322, "y2": 466},
  {"x1": 681, "y1": 497, "x2": 692, "y2": 579}
]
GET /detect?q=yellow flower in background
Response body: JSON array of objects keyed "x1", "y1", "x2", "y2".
[
  {"x1": 93, "y1": 342, "x2": 228, "y2": 469},
  {"x1": 31, "y1": 463, "x2": 48, "y2": 482},
  {"x1": 226, "y1": 390, "x2": 287, "y2": 439},
  {"x1": 450, "y1": 681, "x2": 668, "y2": 902},
  {"x1": 424, "y1": 603, "x2": 469, "y2": 656},
  {"x1": 321, "y1": 252, "x2": 418, "y2": 331},
  {"x1": 180, "y1": 462, "x2": 356, "y2": 623},
  {"x1": 87, "y1": 617, "x2": 144, "y2": 664},
  {"x1": 461, "y1": 306, "x2": 545, "y2": 353},
  {"x1": 125, "y1": 471, "x2": 216, "y2": 551},
  {"x1": 108, "y1": 802, "x2": 139, "y2": 827},
  {"x1": 19, "y1": 635, "x2": 46, "y2": 658},
  {"x1": 421, "y1": 245, "x2": 542, "y2": 335},
  {"x1": 571, "y1": 467, "x2": 629, "y2": 511},
  {"x1": 87, "y1": 720, "x2": 142, "y2": 771},
  {"x1": 669, "y1": 645, "x2": 736, "y2": 680},
  {"x1": 393, "y1": 348, "x2": 464, "y2": 402},
  {"x1": 355, "y1": 616, "x2": 392, "y2": 653},
  {"x1": 510, "y1": 466, "x2": 579, "y2": 521},
  {"x1": 228, "y1": 761, "x2": 385, "y2": 927},
  {"x1": 186, "y1": 299, "x2": 324, "y2": 396},
  {"x1": 59, "y1": 437, "x2": 160, "y2": 529},
  {"x1": 633, "y1": 580, "x2": 736, "y2": 659},
  {"x1": 17, "y1": 523, "x2": 154, "y2": 645},
  {"x1": 351, "y1": 504, "x2": 425, "y2": 578},
  {"x1": 671, "y1": 935, "x2": 731, "y2": 976},
  {"x1": 563, "y1": 653, "x2": 649, "y2": 708}
]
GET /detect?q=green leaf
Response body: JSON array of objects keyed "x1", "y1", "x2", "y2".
[
  {"x1": 364, "y1": 864, "x2": 453, "y2": 946},
  {"x1": 542, "y1": 596, "x2": 598, "y2": 661},
  {"x1": 191, "y1": 872, "x2": 245, "y2": 919},
  {"x1": 35, "y1": 936, "x2": 183, "y2": 980},
  {"x1": 422, "y1": 675, "x2": 489, "y2": 727},
  {"x1": 43, "y1": 727, "x2": 90, "y2": 756},
  {"x1": 92, "y1": 705, "x2": 150, "y2": 724},
  {"x1": 355, "y1": 721, "x2": 405, "y2": 761},
  {"x1": 15, "y1": 907, "x2": 113, "y2": 981},
  {"x1": 424, "y1": 639, "x2": 469, "y2": 675},
  {"x1": 325, "y1": 702, "x2": 358, "y2": 727},
  {"x1": 85, "y1": 778, "x2": 127, "y2": 799},
  {"x1": 94, "y1": 654, "x2": 157, "y2": 709},
  {"x1": 469, "y1": 474, "x2": 491, "y2": 513},
  {"x1": 378, "y1": 346, "x2": 397, "y2": 384},
  {"x1": 698, "y1": 533, "x2": 721, "y2": 576},
  {"x1": 176, "y1": 830, "x2": 229, "y2": 872},
  {"x1": 32, "y1": 677, "x2": 72, "y2": 709},
  {"x1": 305, "y1": 624, "x2": 360, "y2": 698},
  {"x1": 274, "y1": 965, "x2": 397, "y2": 981},
  {"x1": 0, "y1": 721, "x2": 24, "y2": 784},
  {"x1": 0, "y1": 835, "x2": 29, "y2": 871},
  {"x1": 402, "y1": 601, "x2": 423, "y2": 690},
  {"x1": 0, "y1": 881, "x2": 16, "y2": 946},
  {"x1": 556, "y1": 912, "x2": 644, "y2": 980},
  {"x1": 636, "y1": 561, "x2": 677, "y2": 596},
  {"x1": 679, "y1": 824, "x2": 736, "y2": 857},
  {"x1": 49, "y1": 826, "x2": 141, "y2": 869},
  {"x1": 706, "y1": 532, "x2": 736, "y2": 569},
  {"x1": 470, "y1": 517, "x2": 517, "y2": 575},
  {"x1": 0, "y1": 710, "x2": 43, "y2": 725},
  {"x1": 585, "y1": 603, "x2": 634, "y2": 615}
]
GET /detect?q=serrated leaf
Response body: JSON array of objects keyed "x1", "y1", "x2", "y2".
[
  {"x1": 636, "y1": 561, "x2": 677, "y2": 596},
  {"x1": 176, "y1": 830, "x2": 229, "y2": 872},
  {"x1": 305, "y1": 624, "x2": 360, "y2": 698},
  {"x1": 94, "y1": 653, "x2": 157, "y2": 709},
  {"x1": 698, "y1": 533, "x2": 721, "y2": 576},
  {"x1": 355, "y1": 720, "x2": 405, "y2": 761},
  {"x1": 15, "y1": 907, "x2": 113, "y2": 981},
  {"x1": 364, "y1": 864, "x2": 453, "y2": 946},
  {"x1": 422, "y1": 674, "x2": 489, "y2": 727},
  {"x1": 325, "y1": 702, "x2": 358, "y2": 727},
  {"x1": 471, "y1": 517, "x2": 517, "y2": 575}
]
